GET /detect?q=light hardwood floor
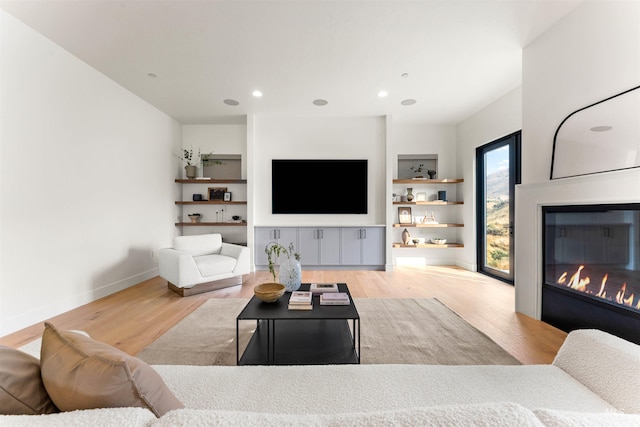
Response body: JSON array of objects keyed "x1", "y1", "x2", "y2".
[{"x1": 0, "y1": 266, "x2": 567, "y2": 364}]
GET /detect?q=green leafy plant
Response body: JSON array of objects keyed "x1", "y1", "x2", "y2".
[
  {"x1": 264, "y1": 242, "x2": 301, "y2": 282},
  {"x1": 410, "y1": 164, "x2": 425, "y2": 173},
  {"x1": 174, "y1": 145, "x2": 224, "y2": 167}
]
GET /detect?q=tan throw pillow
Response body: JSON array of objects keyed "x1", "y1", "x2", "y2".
[
  {"x1": 40, "y1": 322, "x2": 183, "y2": 417},
  {"x1": 0, "y1": 344, "x2": 58, "y2": 415}
]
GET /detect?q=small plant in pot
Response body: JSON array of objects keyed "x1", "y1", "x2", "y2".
[
  {"x1": 265, "y1": 242, "x2": 302, "y2": 292},
  {"x1": 188, "y1": 213, "x2": 201, "y2": 223}
]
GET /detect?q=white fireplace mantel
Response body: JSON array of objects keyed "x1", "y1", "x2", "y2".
[{"x1": 514, "y1": 168, "x2": 640, "y2": 319}]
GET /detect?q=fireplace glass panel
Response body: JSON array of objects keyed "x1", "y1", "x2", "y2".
[{"x1": 543, "y1": 204, "x2": 640, "y2": 314}]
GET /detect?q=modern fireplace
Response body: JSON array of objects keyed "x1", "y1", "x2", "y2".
[{"x1": 542, "y1": 203, "x2": 640, "y2": 344}]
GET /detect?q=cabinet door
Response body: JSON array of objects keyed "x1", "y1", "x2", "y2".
[
  {"x1": 319, "y1": 228, "x2": 341, "y2": 265},
  {"x1": 254, "y1": 227, "x2": 299, "y2": 266},
  {"x1": 299, "y1": 228, "x2": 321, "y2": 265},
  {"x1": 361, "y1": 227, "x2": 385, "y2": 265},
  {"x1": 341, "y1": 227, "x2": 363, "y2": 265}
]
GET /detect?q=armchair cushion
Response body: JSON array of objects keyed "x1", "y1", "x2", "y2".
[{"x1": 194, "y1": 254, "x2": 238, "y2": 277}]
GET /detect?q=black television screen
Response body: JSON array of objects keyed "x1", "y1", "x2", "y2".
[{"x1": 272, "y1": 159, "x2": 368, "y2": 214}]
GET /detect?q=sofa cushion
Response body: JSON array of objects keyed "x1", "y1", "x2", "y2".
[
  {"x1": 173, "y1": 234, "x2": 222, "y2": 256},
  {"x1": 0, "y1": 345, "x2": 58, "y2": 415},
  {"x1": 40, "y1": 322, "x2": 183, "y2": 417},
  {"x1": 154, "y1": 402, "x2": 544, "y2": 427},
  {"x1": 553, "y1": 329, "x2": 640, "y2": 413},
  {"x1": 534, "y1": 408, "x2": 640, "y2": 427},
  {"x1": 0, "y1": 407, "x2": 156, "y2": 427},
  {"x1": 194, "y1": 254, "x2": 237, "y2": 277}
]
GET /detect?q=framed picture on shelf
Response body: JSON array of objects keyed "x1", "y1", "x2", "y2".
[
  {"x1": 223, "y1": 192, "x2": 232, "y2": 201},
  {"x1": 208, "y1": 187, "x2": 227, "y2": 200},
  {"x1": 398, "y1": 207, "x2": 412, "y2": 224}
]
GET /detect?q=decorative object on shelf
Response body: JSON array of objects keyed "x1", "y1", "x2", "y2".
[
  {"x1": 265, "y1": 242, "x2": 302, "y2": 292},
  {"x1": 431, "y1": 238, "x2": 447, "y2": 245},
  {"x1": 415, "y1": 192, "x2": 427, "y2": 202},
  {"x1": 232, "y1": 215, "x2": 240, "y2": 221},
  {"x1": 174, "y1": 145, "x2": 217, "y2": 179},
  {"x1": 398, "y1": 207, "x2": 412, "y2": 224},
  {"x1": 411, "y1": 238, "x2": 420, "y2": 245},
  {"x1": 423, "y1": 211, "x2": 437, "y2": 224},
  {"x1": 208, "y1": 187, "x2": 227, "y2": 200},
  {"x1": 402, "y1": 228, "x2": 411, "y2": 245},
  {"x1": 428, "y1": 170, "x2": 436, "y2": 179},
  {"x1": 223, "y1": 192, "x2": 231, "y2": 201},
  {"x1": 253, "y1": 282, "x2": 285, "y2": 303},
  {"x1": 192, "y1": 194, "x2": 203, "y2": 201},
  {"x1": 188, "y1": 213, "x2": 201, "y2": 223},
  {"x1": 410, "y1": 164, "x2": 425, "y2": 178},
  {"x1": 406, "y1": 188, "x2": 414, "y2": 202},
  {"x1": 438, "y1": 191, "x2": 447, "y2": 201}
]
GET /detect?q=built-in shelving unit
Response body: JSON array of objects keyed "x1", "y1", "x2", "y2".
[
  {"x1": 391, "y1": 177, "x2": 464, "y2": 249},
  {"x1": 175, "y1": 179, "x2": 248, "y2": 241}
]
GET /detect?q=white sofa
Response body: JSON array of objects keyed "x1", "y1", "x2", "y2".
[
  {"x1": 158, "y1": 234, "x2": 249, "y2": 296},
  {"x1": 3, "y1": 329, "x2": 640, "y2": 426}
]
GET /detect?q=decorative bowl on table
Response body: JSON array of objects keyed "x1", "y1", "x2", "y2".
[
  {"x1": 430, "y1": 238, "x2": 447, "y2": 245},
  {"x1": 254, "y1": 283, "x2": 285, "y2": 303}
]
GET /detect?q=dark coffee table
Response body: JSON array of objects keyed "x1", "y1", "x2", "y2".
[{"x1": 236, "y1": 283, "x2": 360, "y2": 365}]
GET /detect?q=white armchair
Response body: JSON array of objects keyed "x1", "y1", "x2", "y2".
[{"x1": 159, "y1": 234, "x2": 250, "y2": 296}]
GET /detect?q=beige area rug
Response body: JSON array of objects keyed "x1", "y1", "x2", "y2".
[{"x1": 136, "y1": 298, "x2": 520, "y2": 366}]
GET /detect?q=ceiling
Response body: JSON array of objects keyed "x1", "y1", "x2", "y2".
[{"x1": 1, "y1": 0, "x2": 582, "y2": 125}]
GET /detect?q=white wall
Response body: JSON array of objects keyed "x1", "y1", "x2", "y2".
[
  {"x1": 456, "y1": 87, "x2": 522, "y2": 271},
  {"x1": 0, "y1": 11, "x2": 181, "y2": 335},
  {"x1": 515, "y1": 0, "x2": 640, "y2": 318}
]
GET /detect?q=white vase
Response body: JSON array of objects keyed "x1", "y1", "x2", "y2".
[
  {"x1": 185, "y1": 165, "x2": 197, "y2": 179},
  {"x1": 278, "y1": 258, "x2": 302, "y2": 292}
]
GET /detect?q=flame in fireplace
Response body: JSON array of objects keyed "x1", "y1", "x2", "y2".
[{"x1": 556, "y1": 266, "x2": 640, "y2": 310}]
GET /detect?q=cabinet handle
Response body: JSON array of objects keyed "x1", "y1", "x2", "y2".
[
  {"x1": 319, "y1": 229, "x2": 324, "y2": 239},
  {"x1": 362, "y1": 229, "x2": 367, "y2": 239}
]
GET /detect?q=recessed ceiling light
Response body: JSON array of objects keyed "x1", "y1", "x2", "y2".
[
  {"x1": 252, "y1": 90, "x2": 263, "y2": 97},
  {"x1": 223, "y1": 99, "x2": 240, "y2": 106},
  {"x1": 401, "y1": 73, "x2": 409, "y2": 78},
  {"x1": 313, "y1": 99, "x2": 328, "y2": 106},
  {"x1": 401, "y1": 99, "x2": 417, "y2": 106},
  {"x1": 147, "y1": 73, "x2": 157, "y2": 78},
  {"x1": 590, "y1": 125, "x2": 613, "y2": 132},
  {"x1": 378, "y1": 91, "x2": 388, "y2": 98}
]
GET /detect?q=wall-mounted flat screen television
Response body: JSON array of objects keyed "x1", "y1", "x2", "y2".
[{"x1": 272, "y1": 159, "x2": 368, "y2": 214}]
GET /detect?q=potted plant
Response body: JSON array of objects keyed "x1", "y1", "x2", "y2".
[
  {"x1": 174, "y1": 145, "x2": 217, "y2": 179},
  {"x1": 265, "y1": 241, "x2": 302, "y2": 292},
  {"x1": 188, "y1": 213, "x2": 201, "y2": 223}
]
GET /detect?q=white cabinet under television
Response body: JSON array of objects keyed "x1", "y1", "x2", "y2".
[{"x1": 254, "y1": 226, "x2": 385, "y2": 269}]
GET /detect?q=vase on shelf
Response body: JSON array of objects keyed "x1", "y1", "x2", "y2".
[
  {"x1": 402, "y1": 228, "x2": 411, "y2": 245},
  {"x1": 406, "y1": 188, "x2": 414, "y2": 202},
  {"x1": 185, "y1": 165, "x2": 197, "y2": 179},
  {"x1": 278, "y1": 258, "x2": 302, "y2": 292}
]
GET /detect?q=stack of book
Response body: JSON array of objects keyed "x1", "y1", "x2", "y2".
[
  {"x1": 309, "y1": 283, "x2": 339, "y2": 295},
  {"x1": 319, "y1": 292, "x2": 350, "y2": 306},
  {"x1": 288, "y1": 291, "x2": 313, "y2": 310}
]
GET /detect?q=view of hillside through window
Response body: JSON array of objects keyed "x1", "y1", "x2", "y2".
[{"x1": 484, "y1": 146, "x2": 510, "y2": 273}]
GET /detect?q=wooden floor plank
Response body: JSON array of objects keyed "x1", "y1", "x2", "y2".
[{"x1": 0, "y1": 266, "x2": 567, "y2": 364}]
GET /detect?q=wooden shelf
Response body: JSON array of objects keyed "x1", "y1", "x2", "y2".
[
  {"x1": 176, "y1": 201, "x2": 247, "y2": 205},
  {"x1": 392, "y1": 242, "x2": 464, "y2": 248},
  {"x1": 175, "y1": 222, "x2": 247, "y2": 227},
  {"x1": 393, "y1": 178, "x2": 463, "y2": 184},
  {"x1": 393, "y1": 201, "x2": 463, "y2": 205},
  {"x1": 175, "y1": 179, "x2": 247, "y2": 184},
  {"x1": 392, "y1": 223, "x2": 463, "y2": 228}
]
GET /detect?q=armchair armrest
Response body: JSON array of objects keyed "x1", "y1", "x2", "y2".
[
  {"x1": 221, "y1": 243, "x2": 250, "y2": 276},
  {"x1": 158, "y1": 248, "x2": 202, "y2": 287}
]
